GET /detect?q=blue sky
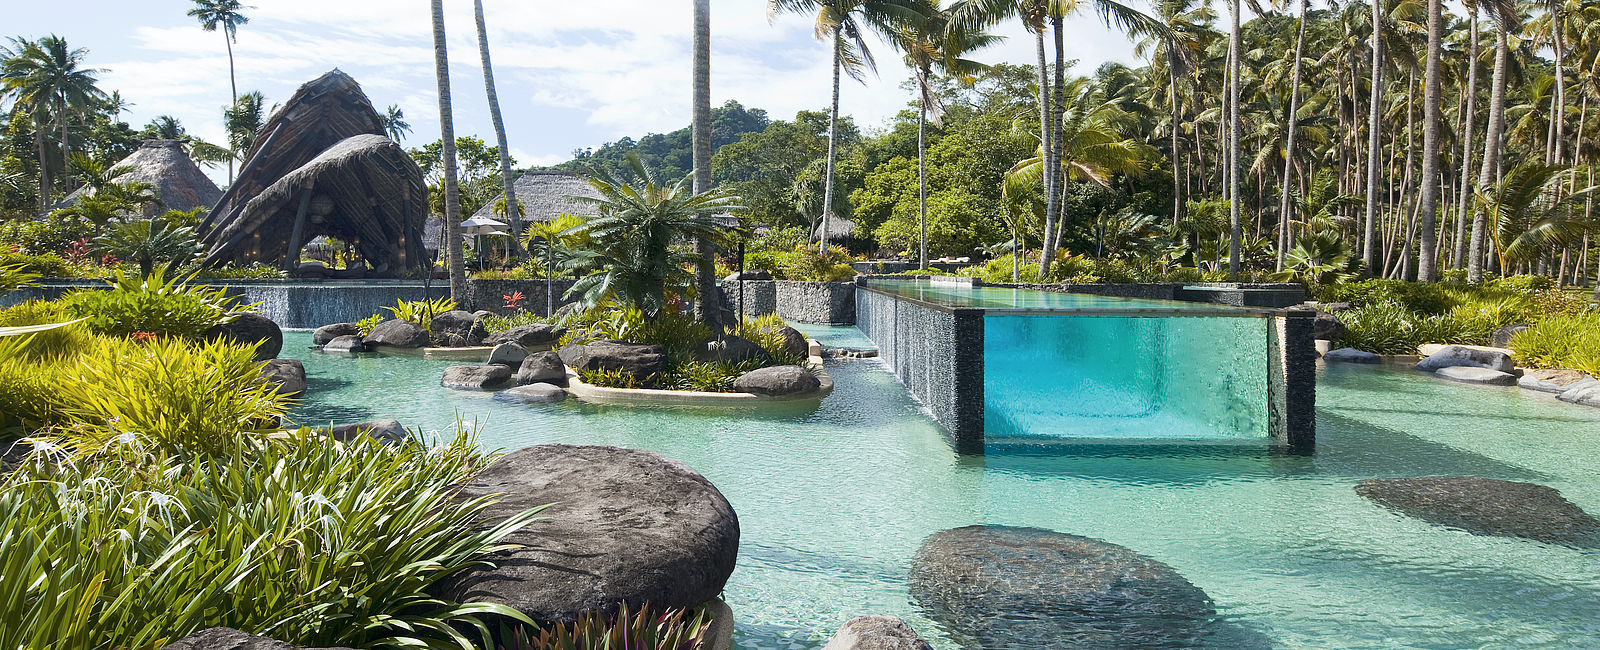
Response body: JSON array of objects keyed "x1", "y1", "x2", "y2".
[{"x1": 8, "y1": 1, "x2": 1145, "y2": 181}]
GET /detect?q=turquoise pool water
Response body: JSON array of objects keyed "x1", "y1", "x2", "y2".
[
  {"x1": 282, "y1": 331, "x2": 1600, "y2": 648},
  {"x1": 859, "y1": 279, "x2": 1251, "y2": 313}
]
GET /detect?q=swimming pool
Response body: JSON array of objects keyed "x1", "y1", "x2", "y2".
[{"x1": 282, "y1": 330, "x2": 1600, "y2": 648}]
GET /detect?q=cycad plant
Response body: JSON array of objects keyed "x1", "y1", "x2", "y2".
[
  {"x1": 93, "y1": 218, "x2": 200, "y2": 277},
  {"x1": 567, "y1": 153, "x2": 742, "y2": 318}
]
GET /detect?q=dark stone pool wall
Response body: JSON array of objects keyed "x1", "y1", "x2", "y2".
[
  {"x1": 775, "y1": 281, "x2": 856, "y2": 325},
  {"x1": 1273, "y1": 309, "x2": 1318, "y2": 451},
  {"x1": 465, "y1": 279, "x2": 578, "y2": 317},
  {"x1": 984, "y1": 281, "x2": 1307, "y2": 308},
  {"x1": 720, "y1": 280, "x2": 778, "y2": 319},
  {"x1": 856, "y1": 283, "x2": 985, "y2": 453}
]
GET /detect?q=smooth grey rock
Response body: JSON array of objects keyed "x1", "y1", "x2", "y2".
[
  {"x1": 562, "y1": 340, "x2": 667, "y2": 380},
  {"x1": 770, "y1": 325, "x2": 809, "y2": 358},
  {"x1": 724, "y1": 269, "x2": 773, "y2": 281},
  {"x1": 1434, "y1": 366, "x2": 1517, "y2": 386},
  {"x1": 1324, "y1": 347, "x2": 1381, "y2": 363},
  {"x1": 821, "y1": 615, "x2": 934, "y2": 650},
  {"x1": 733, "y1": 365, "x2": 821, "y2": 396},
  {"x1": 1491, "y1": 324, "x2": 1532, "y2": 349},
  {"x1": 517, "y1": 351, "x2": 567, "y2": 386},
  {"x1": 206, "y1": 312, "x2": 283, "y2": 361},
  {"x1": 909, "y1": 525, "x2": 1214, "y2": 649},
  {"x1": 431, "y1": 310, "x2": 487, "y2": 347},
  {"x1": 1518, "y1": 369, "x2": 1593, "y2": 394},
  {"x1": 260, "y1": 359, "x2": 305, "y2": 395},
  {"x1": 441, "y1": 445, "x2": 739, "y2": 624},
  {"x1": 487, "y1": 342, "x2": 529, "y2": 367},
  {"x1": 162, "y1": 627, "x2": 355, "y2": 650},
  {"x1": 485, "y1": 323, "x2": 566, "y2": 349},
  {"x1": 1312, "y1": 312, "x2": 1346, "y2": 341},
  {"x1": 494, "y1": 383, "x2": 567, "y2": 404},
  {"x1": 441, "y1": 364, "x2": 513, "y2": 390},
  {"x1": 325, "y1": 419, "x2": 408, "y2": 445},
  {"x1": 1557, "y1": 379, "x2": 1600, "y2": 407},
  {"x1": 322, "y1": 335, "x2": 366, "y2": 354},
  {"x1": 365, "y1": 319, "x2": 429, "y2": 348},
  {"x1": 1356, "y1": 477, "x2": 1600, "y2": 546},
  {"x1": 1414, "y1": 345, "x2": 1515, "y2": 373},
  {"x1": 312, "y1": 322, "x2": 361, "y2": 345},
  {"x1": 699, "y1": 335, "x2": 772, "y2": 365}
]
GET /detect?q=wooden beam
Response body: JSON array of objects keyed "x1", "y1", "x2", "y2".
[{"x1": 284, "y1": 187, "x2": 314, "y2": 272}]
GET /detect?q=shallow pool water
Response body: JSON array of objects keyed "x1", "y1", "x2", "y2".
[
  {"x1": 860, "y1": 278, "x2": 1250, "y2": 313},
  {"x1": 282, "y1": 330, "x2": 1600, "y2": 649}
]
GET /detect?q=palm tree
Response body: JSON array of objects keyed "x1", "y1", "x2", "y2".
[
  {"x1": 473, "y1": 0, "x2": 524, "y2": 266},
  {"x1": 1479, "y1": 162, "x2": 1597, "y2": 277},
  {"x1": 567, "y1": 153, "x2": 743, "y2": 318},
  {"x1": 767, "y1": 0, "x2": 932, "y2": 255},
  {"x1": 1453, "y1": 3, "x2": 1480, "y2": 268},
  {"x1": 1226, "y1": 0, "x2": 1243, "y2": 277},
  {"x1": 188, "y1": 0, "x2": 252, "y2": 181},
  {"x1": 1274, "y1": 0, "x2": 1310, "y2": 272},
  {"x1": 1468, "y1": 0, "x2": 1516, "y2": 283},
  {"x1": 0, "y1": 35, "x2": 106, "y2": 211},
  {"x1": 1362, "y1": 0, "x2": 1386, "y2": 274},
  {"x1": 1135, "y1": 0, "x2": 1212, "y2": 229},
  {"x1": 431, "y1": 0, "x2": 467, "y2": 304},
  {"x1": 892, "y1": 2, "x2": 997, "y2": 270},
  {"x1": 1415, "y1": 0, "x2": 1443, "y2": 281},
  {"x1": 521, "y1": 214, "x2": 588, "y2": 315},
  {"x1": 693, "y1": 0, "x2": 722, "y2": 331},
  {"x1": 1004, "y1": 76, "x2": 1155, "y2": 228},
  {"x1": 381, "y1": 105, "x2": 412, "y2": 142},
  {"x1": 223, "y1": 90, "x2": 266, "y2": 168}
]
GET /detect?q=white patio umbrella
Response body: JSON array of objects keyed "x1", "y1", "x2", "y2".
[{"x1": 460, "y1": 216, "x2": 510, "y2": 270}]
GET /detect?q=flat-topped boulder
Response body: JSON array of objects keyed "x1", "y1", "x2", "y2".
[
  {"x1": 441, "y1": 364, "x2": 513, "y2": 390},
  {"x1": 560, "y1": 340, "x2": 667, "y2": 380},
  {"x1": 431, "y1": 310, "x2": 488, "y2": 347},
  {"x1": 322, "y1": 335, "x2": 366, "y2": 354},
  {"x1": 1435, "y1": 366, "x2": 1517, "y2": 386},
  {"x1": 909, "y1": 525, "x2": 1213, "y2": 649},
  {"x1": 485, "y1": 323, "x2": 566, "y2": 349},
  {"x1": 441, "y1": 445, "x2": 739, "y2": 624},
  {"x1": 733, "y1": 365, "x2": 820, "y2": 396},
  {"x1": 1557, "y1": 379, "x2": 1600, "y2": 407},
  {"x1": 260, "y1": 359, "x2": 305, "y2": 395},
  {"x1": 1520, "y1": 369, "x2": 1594, "y2": 394},
  {"x1": 206, "y1": 312, "x2": 283, "y2": 360},
  {"x1": 494, "y1": 383, "x2": 567, "y2": 404},
  {"x1": 365, "y1": 319, "x2": 429, "y2": 348},
  {"x1": 162, "y1": 627, "x2": 355, "y2": 650},
  {"x1": 517, "y1": 351, "x2": 566, "y2": 386},
  {"x1": 699, "y1": 335, "x2": 772, "y2": 365},
  {"x1": 1415, "y1": 345, "x2": 1515, "y2": 373},
  {"x1": 1324, "y1": 347, "x2": 1380, "y2": 363},
  {"x1": 312, "y1": 322, "x2": 361, "y2": 345},
  {"x1": 487, "y1": 342, "x2": 529, "y2": 366},
  {"x1": 1356, "y1": 477, "x2": 1600, "y2": 546},
  {"x1": 821, "y1": 615, "x2": 934, "y2": 650}
]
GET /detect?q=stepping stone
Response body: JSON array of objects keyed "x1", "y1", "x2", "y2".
[
  {"x1": 1434, "y1": 366, "x2": 1517, "y2": 386},
  {"x1": 1323, "y1": 347, "x2": 1380, "y2": 363},
  {"x1": 1519, "y1": 369, "x2": 1594, "y2": 394},
  {"x1": 494, "y1": 384, "x2": 566, "y2": 404}
]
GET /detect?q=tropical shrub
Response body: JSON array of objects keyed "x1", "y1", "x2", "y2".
[
  {"x1": 382, "y1": 297, "x2": 458, "y2": 333},
  {"x1": 94, "y1": 218, "x2": 201, "y2": 277},
  {"x1": 1317, "y1": 279, "x2": 1457, "y2": 314},
  {"x1": 0, "y1": 300, "x2": 91, "y2": 361},
  {"x1": 747, "y1": 245, "x2": 856, "y2": 282},
  {"x1": 188, "y1": 262, "x2": 288, "y2": 280},
  {"x1": 1510, "y1": 314, "x2": 1600, "y2": 375},
  {"x1": 0, "y1": 261, "x2": 39, "y2": 292},
  {"x1": 64, "y1": 267, "x2": 243, "y2": 339},
  {"x1": 505, "y1": 603, "x2": 712, "y2": 650},
  {"x1": 0, "y1": 431, "x2": 544, "y2": 650},
  {"x1": 1491, "y1": 275, "x2": 1557, "y2": 292},
  {"x1": 355, "y1": 313, "x2": 385, "y2": 336},
  {"x1": 0, "y1": 212, "x2": 95, "y2": 256},
  {"x1": 0, "y1": 250, "x2": 82, "y2": 278}
]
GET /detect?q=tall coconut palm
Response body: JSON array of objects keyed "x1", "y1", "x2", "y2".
[
  {"x1": 431, "y1": 0, "x2": 466, "y2": 304},
  {"x1": 693, "y1": 0, "x2": 722, "y2": 332},
  {"x1": 1479, "y1": 162, "x2": 1598, "y2": 277},
  {"x1": 473, "y1": 0, "x2": 524, "y2": 264},
  {"x1": 1004, "y1": 76, "x2": 1156, "y2": 200},
  {"x1": 1362, "y1": 0, "x2": 1386, "y2": 274},
  {"x1": 768, "y1": 0, "x2": 933, "y2": 255},
  {"x1": 1274, "y1": 0, "x2": 1310, "y2": 272},
  {"x1": 381, "y1": 105, "x2": 412, "y2": 142},
  {"x1": 1226, "y1": 0, "x2": 1243, "y2": 277},
  {"x1": 188, "y1": 0, "x2": 251, "y2": 181},
  {"x1": 892, "y1": 3, "x2": 998, "y2": 269},
  {"x1": 1135, "y1": 0, "x2": 1212, "y2": 229},
  {"x1": 1468, "y1": 0, "x2": 1516, "y2": 283},
  {"x1": 1415, "y1": 0, "x2": 1443, "y2": 280},
  {"x1": 0, "y1": 35, "x2": 105, "y2": 211},
  {"x1": 223, "y1": 90, "x2": 266, "y2": 167},
  {"x1": 1453, "y1": 3, "x2": 1480, "y2": 268}
]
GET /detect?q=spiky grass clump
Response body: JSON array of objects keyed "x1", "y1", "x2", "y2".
[{"x1": 505, "y1": 602, "x2": 712, "y2": 650}]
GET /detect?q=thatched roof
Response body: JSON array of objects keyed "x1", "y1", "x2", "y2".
[
  {"x1": 813, "y1": 216, "x2": 857, "y2": 242},
  {"x1": 200, "y1": 70, "x2": 425, "y2": 275},
  {"x1": 62, "y1": 140, "x2": 221, "y2": 217},
  {"x1": 469, "y1": 171, "x2": 600, "y2": 222}
]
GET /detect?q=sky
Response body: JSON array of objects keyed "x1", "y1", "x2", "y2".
[{"x1": 7, "y1": 1, "x2": 1149, "y2": 183}]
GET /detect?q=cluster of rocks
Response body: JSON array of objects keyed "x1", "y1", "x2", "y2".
[
  {"x1": 442, "y1": 333, "x2": 570, "y2": 404},
  {"x1": 312, "y1": 311, "x2": 568, "y2": 355},
  {"x1": 203, "y1": 311, "x2": 310, "y2": 400}
]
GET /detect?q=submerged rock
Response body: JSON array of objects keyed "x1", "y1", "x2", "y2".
[
  {"x1": 163, "y1": 627, "x2": 355, "y2": 650},
  {"x1": 312, "y1": 322, "x2": 361, "y2": 345},
  {"x1": 1519, "y1": 369, "x2": 1594, "y2": 394},
  {"x1": 260, "y1": 359, "x2": 305, "y2": 395},
  {"x1": 1323, "y1": 347, "x2": 1381, "y2": 364},
  {"x1": 441, "y1": 364, "x2": 512, "y2": 390},
  {"x1": 908, "y1": 525, "x2": 1214, "y2": 649},
  {"x1": 440, "y1": 444, "x2": 739, "y2": 624},
  {"x1": 732, "y1": 365, "x2": 820, "y2": 396},
  {"x1": 1356, "y1": 476, "x2": 1600, "y2": 546},
  {"x1": 323, "y1": 419, "x2": 409, "y2": 445},
  {"x1": 1414, "y1": 345, "x2": 1515, "y2": 373},
  {"x1": 494, "y1": 384, "x2": 567, "y2": 404},
  {"x1": 821, "y1": 615, "x2": 934, "y2": 650},
  {"x1": 365, "y1": 319, "x2": 429, "y2": 348},
  {"x1": 517, "y1": 351, "x2": 567, "y2": 386},
  {"x1": 206, "y1": 312, "x2": 283, "y2": 361},
  {"x1": 1434, "y1": 366, "x2": 1517, "y2": 386}
]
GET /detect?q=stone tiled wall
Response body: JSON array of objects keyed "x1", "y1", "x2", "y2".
[
  {"x1": 465, "y1": 279, "x2": 578, "y2": 317},
  {"x1": 720, "y1": 280, "x2": 777, "y2": 318},
  {"x1": 777, "y1": 281, "x2": 856, "y2": 325},
  {"x1": 1271, "y1": 309, "x2": 1318, "y2": 451},
  {"x1": 856, "y1": 287, "x2": 985, "y2": 452}
]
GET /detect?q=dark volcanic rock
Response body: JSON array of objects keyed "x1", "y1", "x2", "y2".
[
  {"x1": 260, "y1": 359, "x2": 305, "y2": 395},
  {"x1": 724, "y1": 269, "x2": 773, "y2": 281},
  {"x1": 1312, "y1": 312, "x2": 1346, "y2": 341},
  {"x1": 312, "y1": 322, "x2": 361, "y2": 345},
  {"x1": 1356, "y1": 477, "x2": 1600, "y2": 546},
  {"x1": 162, "y1": 627, "x2": 355, "y2": 650},
  {"x1": 821, "y1": 615, "x2": 934, "y2": 650},
  {"x1": 732, "y1": 365, "x2": 820, "y2": 396},
  {"x1": 431, "y1": 310, "x2": 488, "y2": 347},
  {"x1": 206, "y1": 312, "x2": 283, "y2": 360},
  {"x1": 441, "y1": 364, "x2": 513, "y2": 390},
  {"x1": 908, "y1": 525, "x2": 1214, "y2": 649},
  {"x1": 485, "y1": 324, "x2": 566, "y2": 349},
  {"x1": 517, "y1": 351, "x2": 567, "y2": 386},
  {"x1": 324, "y1": 419, "x2": 409, "y2": 445},
  {"x1": 771, "y1": 325, "x2": 809, "y2": 358},
  {"x1": 322, "y1": 335, "x2": 366, "y2": 354},
  {"x1": 1414, "y1": 345, "x2": 1516, "y2": 373},
  {"x1": 441, "y1": 445, "x2": 740, "y2": 624},
  {"x1": 699, "y1": 335, "x2": 772, "y2": 365},
  {"x1": 365, "y1": 319, "x2": 429, "y2": 348},
  {"x1": 561, "y1": 340, "x2": 667, "y2": 380}
]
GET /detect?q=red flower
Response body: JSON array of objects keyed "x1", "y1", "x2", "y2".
[
  {"x1": 129, "y1": 332, "x2": 156, "y2": 342},
  {"x1": 503, "y1": 290, "x2": 526, "y2": 310}
]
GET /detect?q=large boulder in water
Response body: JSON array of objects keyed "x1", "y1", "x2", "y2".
[
  {"x1": 259, "y1": 359, "x2": 305, "y2": 395},
  {"x1": 431, "y1": 310, "x2": 487, "y2": 347},
  {"x1": 365, "y1": 319, "x2": 429, "y2": 348},
  {"x1": 517, "y1": 351, "x2": 567, "y2": 386},
  {"x1": 733, "y1": 365, "x2": 820, "y2": 396},
  {"x1": 440, "y1": 364, "x2": 512, "y2": 390},
  {"x1": 312, "y1": 322, "x2": 361, "y2": 345},
  {"x1": 821, "y1": 615, "x2": 934, "y2": 650},
  {"x1": 1356, "y1": 477, "x2": 1600, "y2": 546},
  {"x1": 441, "y1": 445, "x2": 739, "y2": 624},
  {"x1": 1414, "y1": 345, "x2": 1515, "y2": 373},
  {"x1": 908, "y1": 525, "x2": 1214, "y2": 649},
  {"x1": 163, "y1": 627, "x2": 355, "y2": 650},
  {"x1": 485, "y1": 323, "x2": 566, "y2": 350},
  {"x1": 561, "y1": 340, "x2": 667, "y2": 380},
  {"x1": 206, "y1": 312, "x2": 283, "y2": 360}
]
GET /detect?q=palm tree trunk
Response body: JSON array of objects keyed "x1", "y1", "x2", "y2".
[
  {"x1": 34, "y1": 126, "x2": 49, "y2": 212},
  {"x1": 1227, "y1": 0, "x2": 1242, "y2": 278},
  {"x1": 1416, "y1": 0, "x2": 1442, "y2": 281},
  {"x1": 918, "y1": 78, "x2": 929, "y2": 270},
  {"x1": 820, "y1": 23, "x2": 843, "y2": 256},
  {"x1": 431, "y1": 0, "x2": 467, "y2": 305},
  {"x1": 1040, "y1": 15, "x2": 1068, "y2": 276},
  {"x1": 475, "y1": 0, "x2": 524, "y2": 263},
  {"x1": 1170, "y1": 60, "x2": 1184, "y2": 228},
  {"x1": 1363, "y1": 0, "x2": 1384, "y2": 275},
  {"x1": 692, "y1": 0, "x2": 721, "y2": 332},
  {"x1": 1276, "y1": 0, "x2": 1309, "y2": 272},
  {"x1": 1549, "y1": 13, "x2": 1565, "y2": 164},
  {"x1": 1035, "y1": 29, "x2": 1053, "y2": 259},
  {"x1": 59, "y1": 102, "x2": 71, "y2": 190},
  {"x1": 225, "y1": 29, "x2": 238, "y2": 184},
  {"x1": 1453, "y1": 8, "x2": 1479, "y2": 269},
  {"x1": 1468, "y1": 20, "x2": 1508, "y2": 284}
]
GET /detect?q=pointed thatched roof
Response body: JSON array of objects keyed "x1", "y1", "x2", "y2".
[
  {"x1": 62, "y1": 140, "x2": 221, "y2": 217},
  {"x1": 813, "y1": 216, "x2": 857, "y2": 243},
  {"x1": 200, "y1": 71, "x2": 426, "y2": 275},
  {"x1": 468, "y1": 171, "x2": 601, "y2": 223}
]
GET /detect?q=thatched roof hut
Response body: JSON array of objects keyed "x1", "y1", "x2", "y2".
[
  {"x1": 200, "y1": 70, "x2": 426, "y2": 275},
  {"x1": 61, "y1": 140, "x2": 221, "y2": 217},
  {"x1": 468, "y1": 171, "x2": 600, "y2": 223},
  {"x1": 813, "y1": 216, "x2": 857, "y2": 243}
]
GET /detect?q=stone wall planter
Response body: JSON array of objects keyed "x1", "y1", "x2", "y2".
[{"x1": 776, "y1": 281, "x2": 856, "y2": 325}]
